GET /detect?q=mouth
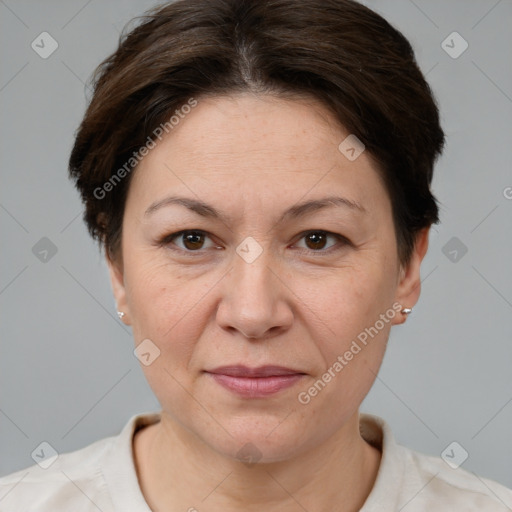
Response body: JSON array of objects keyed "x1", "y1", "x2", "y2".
[{"x1": 205, "y1": 365, "x2": 306, "y2": 398}]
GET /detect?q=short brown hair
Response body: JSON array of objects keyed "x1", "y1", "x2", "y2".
[{"x1": 69, "y1": 0, "x2": 445, "y2": 265}]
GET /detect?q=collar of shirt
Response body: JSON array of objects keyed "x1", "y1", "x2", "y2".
[{"x1": 2, "y1": 411, "x2": 511, "y2": 511}]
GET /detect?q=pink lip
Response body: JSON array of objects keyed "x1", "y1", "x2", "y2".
[{"x1": 206, "y1": 365, "x2": 306, "y2": 398}]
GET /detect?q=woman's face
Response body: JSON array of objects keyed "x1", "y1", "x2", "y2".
[{"x1": 109, "y1": 93, "x2": 427, "y2": 462}]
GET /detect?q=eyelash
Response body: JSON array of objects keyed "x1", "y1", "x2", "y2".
[{"x1": 158, "y1": 229, "x2": 350, "y2": 257}]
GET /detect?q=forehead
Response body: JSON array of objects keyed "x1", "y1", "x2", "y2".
[
  {"x1": 127, "y1": 93, "x2": 391, "y2": 222},
  {"x1": 165, "y1": 93, "x2": 350, "y2": 165}
]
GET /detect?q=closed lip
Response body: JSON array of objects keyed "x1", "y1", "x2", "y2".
[{"x1": 205, "y1": 365, "x2": 306, "y2": 377}]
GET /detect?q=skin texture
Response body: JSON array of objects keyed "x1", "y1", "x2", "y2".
[{"x1": 107, "y1": 92, "x2": 430, "y2": 512}]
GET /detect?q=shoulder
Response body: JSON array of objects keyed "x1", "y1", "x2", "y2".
[
  {"x1": 0, "y1": 433, "x2": 116, "y2": 511},
  {"x1": 402, "y1": 445, "x2": 512, "y2": 511},
  {"x1": 359, "y1": 413, "x2": 512, "y2": 511}
]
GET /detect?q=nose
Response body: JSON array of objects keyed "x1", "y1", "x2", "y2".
[{"x1": 215, "y1": 246, "x2": 294, "y2": 340}]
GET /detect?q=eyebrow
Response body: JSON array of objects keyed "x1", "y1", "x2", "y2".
[{"x1": 144, "y1": 195, "x2": 366, "y2": 223}]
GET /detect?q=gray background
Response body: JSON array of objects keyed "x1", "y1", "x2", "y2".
[{"x1": 1, "y1": 0, "x2": 511, "y2": 491}]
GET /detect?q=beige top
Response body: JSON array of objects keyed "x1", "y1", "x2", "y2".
[{"x1": 0, "y1": 412, "x2": 511, "y2": 511}]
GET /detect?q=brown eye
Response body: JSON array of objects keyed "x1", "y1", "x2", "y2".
[
  {"x1": 294, "y1": 230, "x2": 348, "y2": 255},
  {"x1": 304, "y1": 232, "x2": 329, "y2": 250},
  {"x1": 180, "y1": 231, "x2": 205, "y2": 250},
  {"x1": 162, "y1": 230, "x2": 215, "y2": 252}
]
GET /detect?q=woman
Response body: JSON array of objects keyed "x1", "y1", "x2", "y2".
[{"x1": 1, "y1": 0, "x2": 510, "y2": 510}]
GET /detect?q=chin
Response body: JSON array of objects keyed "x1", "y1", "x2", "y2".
[{"x1": 195, "y1": 413, "x2": 321, "y2": 465}]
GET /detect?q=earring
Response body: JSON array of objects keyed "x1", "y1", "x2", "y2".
[
  {"x1": 117, "y1": 311, "x2": 125, "y2": 319},
  {"x1": 401, "y1": 308, "x2": 412, "y2": 315}
]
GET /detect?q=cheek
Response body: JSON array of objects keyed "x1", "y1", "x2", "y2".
[
  {"x1": 124, "y1": 255, "x2": 203, "y2": 350},
  {"x1": 295, "y1": 260, "x2": 396, "y2": 393},
  {"x1": 303, "y1": 261, "x2": 396, "y2": 341},
  {"x1": 123, "y1": 259, "x2": 207, "y2": 410},
  {"x1": 289, "y1": 270, "x2": 394, "y2": 450}
]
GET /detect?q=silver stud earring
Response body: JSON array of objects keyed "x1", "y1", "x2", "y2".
[
  {"x1": 117, "y1": 311, "x2": 125, "y2": 319},
  {"x1": 401, "y1": 308, "x2": 412, "y2": 315}
]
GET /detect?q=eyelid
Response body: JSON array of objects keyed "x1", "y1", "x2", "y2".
[
  {"x1": 292, "y1": 230, "x2": 349, "y2": 254},
  {"x1": 159, "y1": 229, "x2": 350, "y2": 255},
  {"x1": 159, "y1": 230, "x2": 220, "y2": 255}
]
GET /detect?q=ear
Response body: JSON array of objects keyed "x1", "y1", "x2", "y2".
[
  {"x1": 106, "y1": 252, "x2": 131, "y2": 325},
  {"x1": 392, "y1": 227, "x2": 430, "y2": 325}
]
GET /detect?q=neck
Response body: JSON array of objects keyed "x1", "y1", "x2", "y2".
[{"x1": 133, "y1": 411, "x2": 381, "y2": 512}]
